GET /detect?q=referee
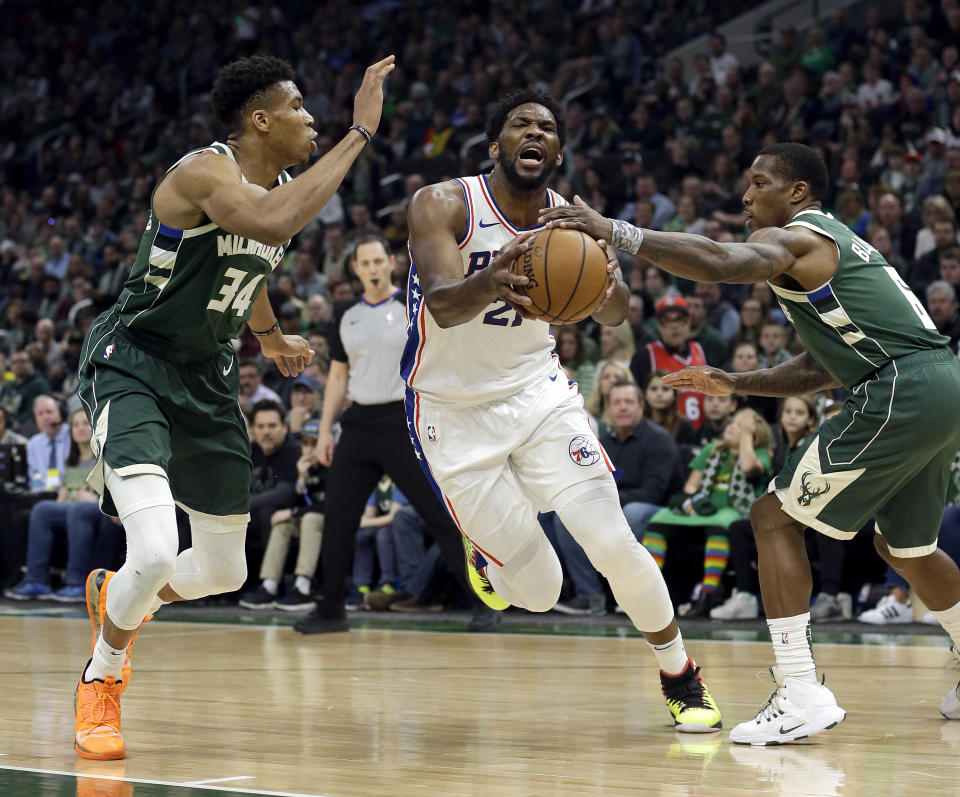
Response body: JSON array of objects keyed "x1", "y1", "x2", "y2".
[{"x1": 294, "y1": 234, "x2": 497, "y2": 633}]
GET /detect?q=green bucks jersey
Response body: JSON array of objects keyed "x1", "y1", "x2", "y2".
[
  {"x1": 115, "y1": 142, "x2": 291, "y2": 353},
  {"x1": 769, "y1": 209, "x2": 949, "y2": 388}
]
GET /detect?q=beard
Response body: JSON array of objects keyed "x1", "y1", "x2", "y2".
[{"x1": 500, "y1": 153, "x2": 558, "y2": 192}]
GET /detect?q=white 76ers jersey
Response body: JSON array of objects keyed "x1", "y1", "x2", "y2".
[{"x1": 401, "y1": 174, "x2": 568, "y2": 405}]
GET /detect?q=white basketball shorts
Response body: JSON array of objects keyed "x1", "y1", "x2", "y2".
[{"x1": 410, "y1": 372, "x2": 615, "y2": 566}]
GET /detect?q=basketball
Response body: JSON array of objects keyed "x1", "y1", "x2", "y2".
[{"x1": 512, "y1": 228, "x2": 609, "y2": 324}]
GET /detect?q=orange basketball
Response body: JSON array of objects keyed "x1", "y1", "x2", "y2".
[{"x1": 512, "y1": 228, "x2": 609, "y2": 324}]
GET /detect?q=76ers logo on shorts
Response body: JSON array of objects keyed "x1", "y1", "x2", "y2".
[{"x1": 568, "y1": 435, "x2": 600, "y2": 466}]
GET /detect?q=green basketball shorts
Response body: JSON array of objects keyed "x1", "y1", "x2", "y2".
[
  {"x1": 78, "y1": 308, "x2": 251, "y2": 517},
  {"x1": 772, "y1": 348, "x2": 960, "y2": 557}
]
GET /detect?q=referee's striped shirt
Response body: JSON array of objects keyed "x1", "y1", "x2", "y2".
[{"x1": 329, "y1": 290, "x2": 407, "y2": 406}]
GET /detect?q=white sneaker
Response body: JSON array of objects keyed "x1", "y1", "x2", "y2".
[
  {"x1": 944, "y1": 647, "x2": 960, "y2": 720},
  {"x1": 943, "y1": 683, "x2": 960, "y2": 720},
  {"x1": 858, "y1": 593, "x2": 912, "y2": 625},
  {"x1": 921, "y1": 611, "x2": 939, "y2": 625},
  {"x1": 729, "y1": 667, "x2": 846, "y2": 745},
  {"x1": 710, "y1": 590, "x2": 759, "y2": 620}
]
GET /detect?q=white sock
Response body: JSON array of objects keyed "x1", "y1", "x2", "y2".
[
  {"x1": 294, "y1": 576, "x2": 311, "y2": 594},
  {"x1": 768, "y1": 612, "x2": 817, "y2": 684},
  {"x1": 648, "y1": 632, "x2": 689, "y2": 676},
  {"x1": 84, "y1": 637, "x2": 126, "y2": 683},
  {"x1": 930, "y1": 599, "x2": 960, "y2": 650},
  {"x1": 262, "y1": 578, "x2": 279, "y2": 595}
]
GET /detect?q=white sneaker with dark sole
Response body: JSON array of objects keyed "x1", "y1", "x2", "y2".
[
  {"x1": 943, "y1": 647, "x2": 960, "y2": 720},
  {"x1": 942, "y1": 683, "x2": 960, "y2": 720},
  {"x1": 730, "y1": 667, "x2": 846, "y2": 746}
]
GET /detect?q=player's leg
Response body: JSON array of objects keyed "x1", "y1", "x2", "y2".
[
  {"x1": 395, "y1": 394, "x2": 509, "y2": 620},
  {"x1": 505, "y1": 386, "x2": 720, "y2": 731},
  {"x1": 155, "y1": 368, "x2": 256, "y2": 605},
  {"x1": 548, "y1": 473, "x2": 720, "y2": 731},
  {"x1": 872, "y1": 442, "x2": 960, "y2": 719},
  {"x1": 74, "y1": 318, "x2": 182, "y2": 759},
  {"x1": 719, "y1": 491, "x2": 848, "y2": 745},
  {"x1": 416, "y1": 447, "x2": 563, "y2": 613},
  {"x1": 751, "y1": 492, "x2": 812, "y2": 618},
  {"x1": 416, "y1": 440, "x2": 563, "y2": 612},
  {"x1": 734, "y1": 356, "x2": 960, "y2": 744}
]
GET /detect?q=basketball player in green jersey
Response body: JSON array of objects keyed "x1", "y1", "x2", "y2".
[
  {"x1": 72, "y1": 54, "x2": 395, "y2": 760},
  {"x1": 540, "y1": 142, "x2": 960, "y2": 745}
]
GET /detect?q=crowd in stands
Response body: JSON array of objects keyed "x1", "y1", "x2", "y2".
[{"x1": 1, "y1": 0, "x2": 959, "y2": 628}]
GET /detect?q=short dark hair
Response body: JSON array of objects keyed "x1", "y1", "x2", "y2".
[
  {"x1": 609, "y1": 379, "x2": 641, "y2": 401},
  {"x1": 211, "y1": 55, "x2": 296, "y2": 133},
  {"x1": 485, "y1": 88, "x2": 566, "y2": 146},
  {"x1": 250, "y1": 399, "x2": 286, "y2": 425},
  {"x1": 351, "y1": 234, "x2": 392, "y2": 261},
  {"x1": 757, "y1": 143, "x2": 830, "y2": 202}
]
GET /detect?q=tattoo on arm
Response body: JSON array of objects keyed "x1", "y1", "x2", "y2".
[{"x1": 732, "y1": 352, "x2": 841, "y2": 397}]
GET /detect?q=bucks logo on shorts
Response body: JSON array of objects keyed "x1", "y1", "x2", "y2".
[{"x1": 797, "y1": 471, "x2": 831, "y2": 507}]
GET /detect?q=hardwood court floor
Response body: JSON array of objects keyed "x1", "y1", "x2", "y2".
[{"x1": 0, "y1": 615, "x2": 958, "y2": 796}]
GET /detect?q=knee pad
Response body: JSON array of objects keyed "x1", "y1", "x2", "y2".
[
  {"x1": 168, "y1": 511, "x2": 249, "y2": 599},
  {"x1": 508, "y1": 534, "x2": 563, "y2": 612},
  {"x1": 554, "y1": 477, "x2": 658, "y2": 583},
  {"x1": 554, "y1": 477, "x2": 673, "y2": 631},
  {"x1": 489, "y1": 532, "x2": 563, "y2": 613},
  {"x1": 104, "y1": 464, "x2": 175, "y2": 521},
  {"x1": 106, "y1": 495, "x2": 180, "y2": 630}
]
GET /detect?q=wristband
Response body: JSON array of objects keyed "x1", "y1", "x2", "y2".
[
  {"x1": 610, "y1": 218, "x2": 644, "y2": 255},
  {"x1": 349, "y1": 123, "x2": 372, "y2": 144},
  {"x1": 250, "y1": 320, "x2": 280, "y2": 337}
]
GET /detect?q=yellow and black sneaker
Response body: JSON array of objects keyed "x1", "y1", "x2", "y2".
[
  {"x1": 660, "y1": 659, "x2": 722, "y2": 733},
  {"x1": 462, "y1": 536, "x2": 509, "y2": 611}
]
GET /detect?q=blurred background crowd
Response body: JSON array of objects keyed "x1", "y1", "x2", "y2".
[{"x1": 1, "y1": 0, "x2": 958, "y2": 628}]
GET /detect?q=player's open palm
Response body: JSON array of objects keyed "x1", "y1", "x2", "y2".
[
  {"x1": 538, "y1": 195, "x2": 614, "y2": 243},
  {"x1": 662, "y1": 366, "x2": 736, "y2": 396},
  {"x1": 353, "y1": 55, "x2": 396, "y2": 135}
]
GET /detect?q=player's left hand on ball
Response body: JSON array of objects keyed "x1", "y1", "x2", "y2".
[
  {"x1": 538, "y1": 195, "x2": 614, "y2": 243},
  {"x1": 485, "y1": 230, "x2": 537, "y2": 312},
  {"x1": 261, "y1": 334, "x2": 315, "y2": 377},
  {"x1": 590, "y1": 239, "x2": 620, "y2": 313}
]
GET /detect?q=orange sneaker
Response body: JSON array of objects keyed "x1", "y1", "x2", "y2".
[
  {"x1": 74, "y1": 671, "x2": 125, "y2": 760},
  {"x1": 86, "y1": 569, "x2": 151, "y2": 693}
]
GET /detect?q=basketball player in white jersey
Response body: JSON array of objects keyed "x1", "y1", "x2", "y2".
[{"x1": 402, "y1": 88, "x2": 722, "y2": 732}]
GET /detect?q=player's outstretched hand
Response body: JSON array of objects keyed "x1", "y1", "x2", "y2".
[
  {"x1": 662, "y1": 366, "x2": 736, "y2": 396},
  {"x1": 353, "y1": 55, "x2": 396, "y2": 136},
  {"x1": 538, "y1": 195, "x2": 614, "y2": 242},
  {"x1": 261, "y1": 334, "x2": 315, "y2": 378},
  {"x1": 484, "y1": 229, "x2": 538, "y2": 317}
]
